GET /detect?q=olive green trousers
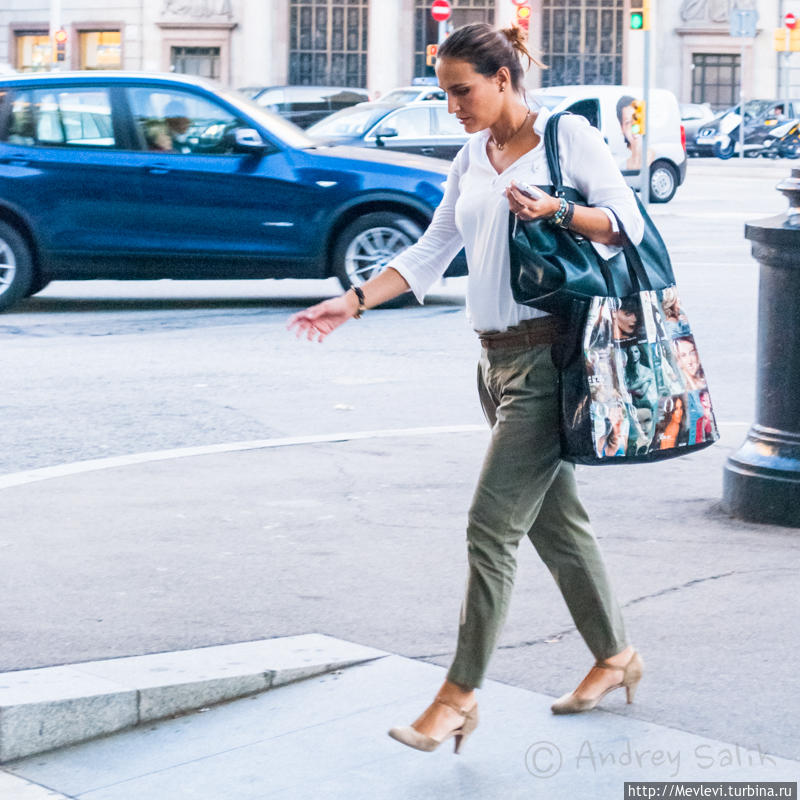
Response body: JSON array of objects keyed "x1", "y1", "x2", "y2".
[{"x1": 446, "y1": 341, "x2": 629, "y2": 690}]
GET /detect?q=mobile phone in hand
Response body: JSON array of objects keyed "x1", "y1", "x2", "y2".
[{"x1": 512, "y1": 180, "x2": 545, "y2": 200}]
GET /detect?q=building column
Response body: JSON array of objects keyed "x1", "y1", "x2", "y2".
[
  {"x1": 367, "y1": 0, "x2": 414, "y2": 96},
  {"x1": 234, "y1": 0, "x2": 288, "y2": 88}
]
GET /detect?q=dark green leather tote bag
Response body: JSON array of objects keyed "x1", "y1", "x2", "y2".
[{"x1": 507, "y1": 111, "x2": 676, "y2": 318}]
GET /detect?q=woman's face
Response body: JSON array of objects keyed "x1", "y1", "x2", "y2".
[
  {"x1": 676, "y1": 339, "x2": 699, "y2": 376},
  {"x1": 613, "y1": 308, "x2": 637, "y2": 338},
  {"x1": 620, "y1": 104, "x2": 635, "y2": 144},
  {"x1": 436, "y1": 57, "x2": 505, "y2": 134}
]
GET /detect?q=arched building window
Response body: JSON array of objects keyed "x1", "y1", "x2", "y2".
[
  {"x1": 540, "y1": 0, "x2": 624, "y2": 87},
  {"x1": 289, "y1": 0, "x2": 369, "y2": 87}
]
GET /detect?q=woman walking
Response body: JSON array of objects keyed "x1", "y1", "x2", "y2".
[{"x1": 288, "y1": 22, "x2": 644, "y2": 754}]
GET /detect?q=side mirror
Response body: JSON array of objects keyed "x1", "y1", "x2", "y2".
[
  {"x1": 375, "y1": 126, "x2": 399, "y2": 144},
  {"x1": 233, "y1": 128, "x2": 269, "y2": 153}
]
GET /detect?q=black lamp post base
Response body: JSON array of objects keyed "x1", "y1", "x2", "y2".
[{"x1": 723, "y1": 425, "x2": 800, "y2": 528}]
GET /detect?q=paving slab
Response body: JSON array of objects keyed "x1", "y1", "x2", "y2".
[
  {"x1": 0, "y1": 635, "x2": 386, "y2": 763},
  {"x1": 0, "y1": 771, "x2": 70, "y2": 799},
  {"x1": 3, "y1": 655, "x2": 797, "y2": 800}
]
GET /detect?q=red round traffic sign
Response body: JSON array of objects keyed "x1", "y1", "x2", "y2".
[
  {"x1": 785, "y1": 12, "x2": 797, "y2": 29},
  {"x1": 431, "y1": 0, "x2": 451, "y2": 22}
]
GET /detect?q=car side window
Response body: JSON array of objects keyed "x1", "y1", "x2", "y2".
[
  {"x1": 5, "y1": 88, "x2": 115, "y2": 148},
  {"x1": 7, "y1": 92, "x2": 35, "y2": 145},
  {"x1": 433, "y1": 106, "x2": 463, "y2": 136},
  {"x1": 377, "y1": 107, "x2": 431, "y2": 139},
  {"x1": 127, "y1": 87, "x2": 247, "y2": 155}
]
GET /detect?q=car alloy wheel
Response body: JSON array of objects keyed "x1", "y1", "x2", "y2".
[
  {"x1": 0, "y1": 239, "x2": 17, "y2": 297},
  {"x1": 649, "y1": 160, "x2": 678, "y2": 203},
  {"x1": 0, "y1": 221, "x2": 34, "y2": 312},
  {"x1": 333, "y1": 211, "x2": 423, "y2": 291}
]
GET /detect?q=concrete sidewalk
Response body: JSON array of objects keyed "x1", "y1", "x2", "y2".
[
  {"x1": 2, "y1": 652, "x2": 798, "y2": 800},
  {"x1": 0, "y1": 424, "x2": 798, "y2": 797}
]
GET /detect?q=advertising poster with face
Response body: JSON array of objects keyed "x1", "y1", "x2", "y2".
[{"x1": 614, "y1": 95, "x2": 659, "y2": 174}]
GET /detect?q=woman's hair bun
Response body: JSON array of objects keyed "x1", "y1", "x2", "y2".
[{"x1": 500, "y1": 24, "x2": 547, "y2": 70}]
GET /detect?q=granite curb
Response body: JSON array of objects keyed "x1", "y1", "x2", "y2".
[{"x1": 0, "y1": 634, "x2": 387, "y2": 763}]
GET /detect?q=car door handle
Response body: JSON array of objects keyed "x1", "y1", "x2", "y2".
[{"x1": 144, "y1": 165, "x2": 171, "y2": 175}]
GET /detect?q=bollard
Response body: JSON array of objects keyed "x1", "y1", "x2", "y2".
[{"x1": 722, "y1": 167, "x2": 800, "y2": 527}]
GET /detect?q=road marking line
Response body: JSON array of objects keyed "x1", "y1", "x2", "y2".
[
  {"x1": 0, "y1": 425, "x2": 486, "y2": 489},
  {"x1": 0, "y1": 421, "x2": 752, "y2": 491}
]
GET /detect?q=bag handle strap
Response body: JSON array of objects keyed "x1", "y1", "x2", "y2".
[
  {"x1": 543, "y1": 110, "x2": 570, "y2": 197},
  {"x1": 609, "y1": 206, "x2": 654, "y2": 293},
  {"x1": 544, "y1": 110, "x2": 655, "y2": 294}
]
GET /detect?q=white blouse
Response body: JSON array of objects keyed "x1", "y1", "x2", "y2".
[{"x1": 387, "y1": 106, "x2": 645, "y2": 333}]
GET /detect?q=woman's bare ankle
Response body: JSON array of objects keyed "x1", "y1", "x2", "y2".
[
  {"x1": 604, "y1": 645, "x2": 635, "y2": 666},
  {"x1": 437, "y1": 679, "x2": 476, "y2": 706}
]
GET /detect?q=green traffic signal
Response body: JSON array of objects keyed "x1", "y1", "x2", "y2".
[{"x1": 630, "y1": 11, "x2": 644, "y2": 29}]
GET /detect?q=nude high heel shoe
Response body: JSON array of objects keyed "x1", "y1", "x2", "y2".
[
  {"x1": 550, "y1": 650, "x2": 643, "y2": 715},
  {"x1": 388, "y1": 698, "x2": 479, "y2": 754}
]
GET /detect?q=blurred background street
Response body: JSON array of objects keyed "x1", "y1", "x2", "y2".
[{"x1": 0, "y1": 158, "x2": 781, "y2": 473}]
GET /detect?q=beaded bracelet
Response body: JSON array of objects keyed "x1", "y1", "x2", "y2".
[
  {"x1": 560, "y1": 201, "x2": 576, "y2": 229},
  {"x1": 549, "y1": 197, "x2": 569, "y2": 227}
]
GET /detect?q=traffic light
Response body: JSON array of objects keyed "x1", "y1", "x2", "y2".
[
  {"x1": 426, "y1": 44, "x2": 438, "y2": 67},
  {"x1": 54, "y1": 28, "x2": 67, "y2": 62},
  {"x1": 514, "y1": 1, "x2": 531, "y2": 31},
  {"x1": 629, "y1": 0, "x2": 650, "y2": 30},
  {"x1": 632, "y1": 99, "x2": 646, "y2": 136}
]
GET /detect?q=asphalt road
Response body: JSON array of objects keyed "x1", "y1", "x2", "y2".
[{"x1": 0, "y1": 159, "x2": 787, "y2": 474}]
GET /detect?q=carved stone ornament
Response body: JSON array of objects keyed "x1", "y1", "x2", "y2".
[
  {"x1": 679, "y1": 0, "x2": 736, "y2": 23},
  {"x1": 161, "y1": 0, "x2": 233, "y2": 19}
]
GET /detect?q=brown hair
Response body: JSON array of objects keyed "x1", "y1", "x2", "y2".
[{"x1": 437, "y1": 22, "x2": 546, "y2": 94}]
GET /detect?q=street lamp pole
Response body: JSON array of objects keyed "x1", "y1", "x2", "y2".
[{"x1": 639, "y1": 25, "x2": 651, "y2": 206}]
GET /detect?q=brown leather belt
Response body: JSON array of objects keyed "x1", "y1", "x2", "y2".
[{"x1": 478, "y1": 316, "x2": 563, "y2": 350}]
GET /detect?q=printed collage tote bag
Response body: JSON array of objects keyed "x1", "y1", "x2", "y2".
[{"x1": 558, "y1": 285, "x2": 720, "y2": 465}]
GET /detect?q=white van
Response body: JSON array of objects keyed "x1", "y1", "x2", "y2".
[{"x1": 532, "y1": 85, "x2": 687, "y2": 203}]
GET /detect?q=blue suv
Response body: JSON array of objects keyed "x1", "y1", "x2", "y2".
[{"x1": 0, "y1": 72, "x2": 464, "y2": 311}]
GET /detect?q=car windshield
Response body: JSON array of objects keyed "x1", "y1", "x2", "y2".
[
  {"x1": 381, "y1": 89, "x2": 422, "y2": 104},
  {"x1": 307, "y1": 105, "x2": 389, "y2": 137},
  {"x1": 237, "y1": 87, "x2": 264, "y2": 100},
  {"x1": 217, "y1": 88, "x2": 314, "y2": 148},
  {"x1": 741, "y1": 100, "x2": 779, "y2": 121}
]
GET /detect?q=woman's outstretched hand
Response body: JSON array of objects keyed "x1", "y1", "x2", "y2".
[{"x1": 287, "y1": 292, "x2": 357, "y2": 343}]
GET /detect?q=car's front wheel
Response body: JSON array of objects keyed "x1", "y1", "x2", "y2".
[
  {"x1": 0, "y1": 221, "x2": 34, "y2": 312},
  {"x1": 714, "y1": 136, "x2": 736, "y2": 160},
  {"x1": 333, "y1": 212, "x2": 423, "y2": 295},
  {"x1": 649, "y1": 160, "x2": 679, "y2": 203}
]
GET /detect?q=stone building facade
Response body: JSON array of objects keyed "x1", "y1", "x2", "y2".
[{"x1": 0, "y1": 0, "x2": 789, "y2": 106}]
